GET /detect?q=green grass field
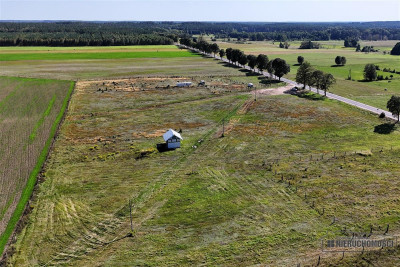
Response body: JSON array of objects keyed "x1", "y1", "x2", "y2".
[
  {"x1": 217, "y1": 40, "x2": 400, "y2": 110},
  {"x1": 0, "y1": 50, "x2": 197, "y2": 61},
  {"x1": 2, "y1": 43, "x2": 400, "y2": 266},
  {"x1": 6, "y1": 73, "x2": 400, "y2": 266}
]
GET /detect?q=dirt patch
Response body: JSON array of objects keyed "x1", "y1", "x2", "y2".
[{"x1": 256, "y1": 84, "x2": 294, "y2": 96}]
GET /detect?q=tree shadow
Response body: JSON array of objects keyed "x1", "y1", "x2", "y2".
[
  {"x1": 330, "y1": 65, "x2": 344, "y2": 67},
  {"x1": 374, "y1": 123, "x2": 396, "y2": 134},
  {"x1": 296, "y1": 90, "x2": 325, "y2": 101},
  {"x1": 258, "y1": 77, "x2": 282, "y2": 85},
  {"x1": 293, "y1": 63, "x2": 301, "y2": 66},
  {"x1": 217, "y1": 61, "x2": 242, "y2": 69},
  {"x1": 239, "y1": 69, "x2": 261, "y2": 76},
  {"x1": 357, "y1": 79, "x2": 374, "y2": 82}
]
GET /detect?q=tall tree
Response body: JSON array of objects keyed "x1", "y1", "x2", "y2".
[
  {"x1": 295, "y1": 61, "x2": 314, "y2": 89},
  {"x1": 226, "y1": 48, "x2": 233, "y2": 63},
  {"x1": 271, "y1": 58, "x2": 290, "y2": 81},
  {"x1": 335, "y1": 56, "x2": 342, "y2": 65},
  {"x1": 363, "y1": 64, "x2": 377, "y2": 81},
  {"x1": 238, "y1": 53, "x2": 248, "y2": 67},
  {"x1": 321, "y1": 73, "x2": 336, "y2": 96},
  {"x1": 256, "y1": 54, "x2": 269, "y2": 72},
  {"x1": 266, "y1": 61, "x2": 274, "y2": 82},
  {"x1": 390, "y1": 42, "x2": 400, "y2": 55},
  {"x1": 210, "y1": 43, "x2": 220, "y2": 56},
  {"x1": 341, "y1": 56, "x2": 347, "y2": 65},
  {"x1": 231, "y1": 49, "x2": 243, "y2": 65},
  {"x1": 219, "y1": 49, "x2": 225, "y2": 59},
  {"x1": 247, "y1": 55, "x2": 257, "y2": 71},
  {"x1": 311, "y1": 70, "x2": 324, "y2": 94},
  {"x1": 387, "y1": 95, "x2": 400, "y2": 121},
  {"x1": 297, "y1": 56, "x2": 304, "y2": 65}
]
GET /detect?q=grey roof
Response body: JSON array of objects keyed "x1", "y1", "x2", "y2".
[{"x1": 163, "y1": 129, "x2": 183, "y2": 141}]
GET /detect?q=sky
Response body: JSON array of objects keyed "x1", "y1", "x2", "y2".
[{"x1": 0, "y1": 0, "x2": 399, "y2": 22}]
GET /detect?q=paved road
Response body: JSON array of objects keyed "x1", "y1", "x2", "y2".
[{"x1": 181, "y1": 45, "x2": 397, "y2": 121}]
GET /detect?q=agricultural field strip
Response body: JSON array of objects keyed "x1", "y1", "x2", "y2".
[
  {"x1": 0, "y1": 78, "x2": 74, "y2": 257},
  {"x1": 186, "y1": 45, "x2": 399, "y2": 121},
  {"x1": 0, "y1": 51, "x2": 198, "y2": 61}
]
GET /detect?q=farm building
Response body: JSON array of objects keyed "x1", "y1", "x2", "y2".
[
  {"x1": 163, "y1": 129, "x2": 183, "y2": 149},
  {"x1": 176, "y1": 81, "x2": 192, "y2": 87}
]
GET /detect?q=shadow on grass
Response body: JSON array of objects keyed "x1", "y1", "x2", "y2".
[
  {"x1": 258, "y1": 76, "x2": 282, "y2": 85},
  {"x1": 239, "y1": 69, "x2": 262, "y2": 76},
  {"x1": 293, "y1": 63, "x2": 301, "y2": 66},
  {"x1": 156, "y1": 143, "x2": 169, "y2": 152},
  {"x1": 217, "y1": 61, "x2": 242, "y2": 69},
  {"x1": 296, "y1": 90, "x2": 326, "y2": 101},
  {"x1": 330, "y1": 65, "x2": 345, "y2": 67},
  {"x1": 374, "y1": 123, "x2": 396, "y2": 134}
]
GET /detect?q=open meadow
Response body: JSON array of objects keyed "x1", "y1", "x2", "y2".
[
  {"x1": 6, "y1": 74, "x2": 400, "y2": 266},
  {"x1": 1, "y1": 43, "x2": 400, "y2": 266},
  {"x1": 0, "y1": 76, "x2": 73, "y2": 255},
  {"x1": 0, "y1": 46, "x2": 250, "y2": 80},
  {"x1": 218, "y1": 40, "x2": 400, "y2": 109}
]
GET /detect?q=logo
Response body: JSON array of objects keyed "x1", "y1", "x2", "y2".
[{"x1": 321, "y1": 233, "x2": 398, "y2": 253}]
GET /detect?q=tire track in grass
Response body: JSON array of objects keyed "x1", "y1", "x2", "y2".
[
  {"x1": 45, "y1": 94, "x2": 250, "y2": 266},
  {"x1": 28, "y1": 94, "x2": 56, "y2": 144}
]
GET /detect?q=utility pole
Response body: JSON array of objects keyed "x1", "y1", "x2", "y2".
[
  {"x1": 129, "y1": 199, "x2": 133, "y2": 232},
  {"x1": 222, "y1": 118, "x2": 225, "y2": 137},
  {"x1": 254, "y1": 86, "x2": 257, "y2": 101}
]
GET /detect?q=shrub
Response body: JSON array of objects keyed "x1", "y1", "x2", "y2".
[
  {"x1": 379, "y1": 112, "x2": 386, "y2": 118},
  {"x1": 390, "y1": 42, "x2": 400, "y2": 55}
]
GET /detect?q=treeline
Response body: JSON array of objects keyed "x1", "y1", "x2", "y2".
[
  {"x1": 177, "y1": 22, "x2": 400, "y2": 41},
  {"x1": 0, "y1": 22, "x2": 179, "y2": 46},
  {"x1": 1, "y1": 21, "x2": 400, "y2": 46}
]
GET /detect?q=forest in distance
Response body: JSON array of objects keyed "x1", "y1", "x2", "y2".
[{"x1": 0, "y1": 21, "x2": 399, "y2": 46}]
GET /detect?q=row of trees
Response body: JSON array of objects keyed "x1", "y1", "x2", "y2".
[
  {"x1": 224, "y1": 49, "x2": 290, "y2": 81},
  {"x1": 295, "y1": 62, "x2": 336, "y2": 96},
  {"x1": 181, "y1": 38, "x2": 291, "y2": 81}
]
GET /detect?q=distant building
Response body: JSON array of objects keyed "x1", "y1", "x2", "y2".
[
  {"x1": 163, "y1": 129, "x2": 183, "y2": 149},
  {"x1": 248, "y1": 83, "x2": 254, "y2": 88},
  {"x1": 176, "y1": 82, "x2": 192, "y2": 87}
]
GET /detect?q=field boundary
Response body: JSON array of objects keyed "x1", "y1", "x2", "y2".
[{"x1": 0, "y1": 81, "x2": 75, "y2": 261}]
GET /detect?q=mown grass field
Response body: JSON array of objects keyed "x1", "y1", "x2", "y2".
[
  {"x1": 0, "y1": 51, "x2": 197, "y2": 61},
  {"x1": 0, "y1": 47, "x2": 244, "y2": 80},
  {"x1": 218, "y1": 40, "x2": 400, "y2": 109},
  {"x1": 7, "y1": 72, "x2": 400, "y2": 266},
  {"x1": 0, "y1": 76, "x2": 73, "y2": 256}
]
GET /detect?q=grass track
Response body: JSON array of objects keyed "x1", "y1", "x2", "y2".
[{"x1": 0, "y1": 51, "x2": 198, "y2": 61}]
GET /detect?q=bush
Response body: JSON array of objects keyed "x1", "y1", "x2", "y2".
[
  {"x1": 363, "y1": 64, "x2": 377, "y2": 81},
  {"x1": 299, "y1": 41, "x2": 321, "y2": 49},
  {"x1": 377, "y1": 75, "x2": 384, "y2": 80},
  {"x1": 390, "y1": 42, "x2": 400, "y2": 55},
  {"x1": 379, "y1": 112, "x2": 386, "y2": 118}
]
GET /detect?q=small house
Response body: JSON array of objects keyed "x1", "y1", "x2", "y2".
[
  {"x1": 176, "y1": 82, "x2": 192, "y2": 87},
  {"x1": 247, "y1": 83, "x2": 254, "y2": 88},
  {"x1": 163, "y1": 129, "x2": 183, "y2": 149}
]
